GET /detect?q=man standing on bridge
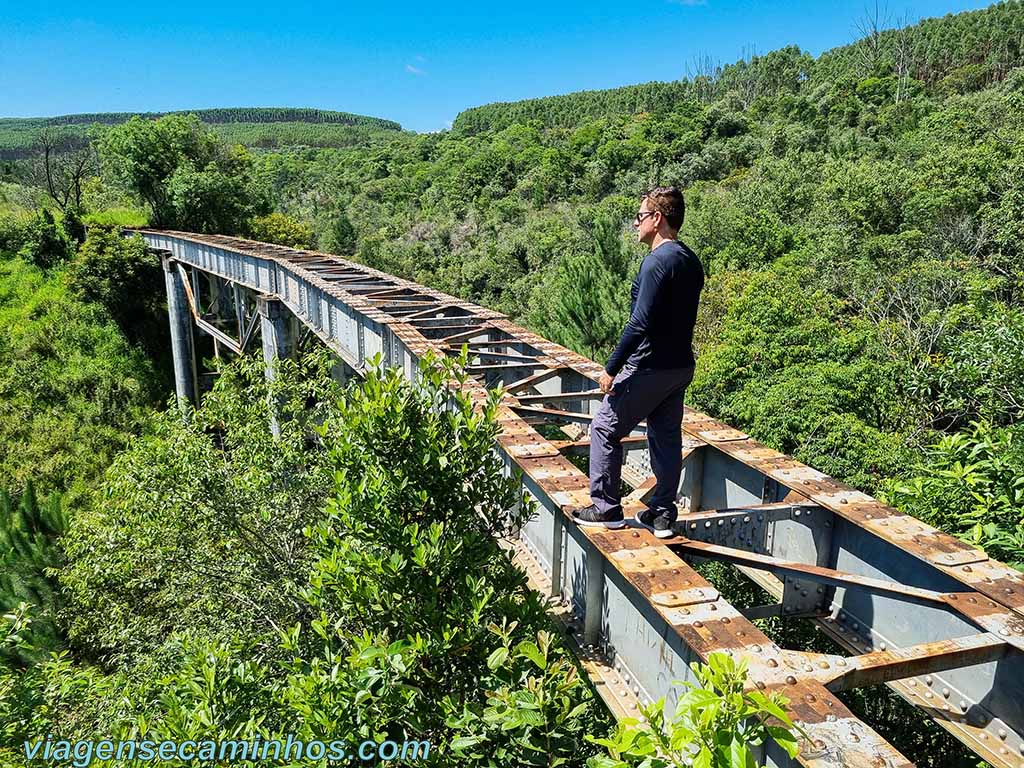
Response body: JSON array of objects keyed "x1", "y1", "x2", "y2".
[{"x1": 570, "y1": 186, "x2": 704, "y2": 538}]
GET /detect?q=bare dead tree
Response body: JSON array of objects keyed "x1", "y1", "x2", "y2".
[
  {"x1": 853, "y1": 0, "x2": 891, "y2": 76},
  {"x1": 686, "y1": 52, "x2": 722, "y2": 104},
  {"x1": 736, "y1": 43, "x2": 759, "y2": 109},
  {"x1": 29, "y1": 127, "x2": 97, "y2": 212},
  {"x1": 892, "y1": 12, "x2": 922, "y2": 104}
]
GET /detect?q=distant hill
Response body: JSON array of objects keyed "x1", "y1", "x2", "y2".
[
  {"x1": 0, "y1": 107, "x2": 403, "y2": 159},
  {"x1": 452, "y1": 1, "x2": 1023, "y2": 134}
]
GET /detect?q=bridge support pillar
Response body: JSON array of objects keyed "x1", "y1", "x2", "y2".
[
  {"x1": 162, "y1": 256, "x2": 197, "y2": 413},
  {"x1": 258, "y1": 296, "x2": 295, "y2": 437}
]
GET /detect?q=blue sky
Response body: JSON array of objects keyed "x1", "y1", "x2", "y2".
[{"x1": 0, "y1": 0, "x2": 995, "y2": 132}]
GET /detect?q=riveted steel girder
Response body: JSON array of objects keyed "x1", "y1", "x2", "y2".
[{"x1": 140, "y1": 230, "x2": 1024, "y2": 768}]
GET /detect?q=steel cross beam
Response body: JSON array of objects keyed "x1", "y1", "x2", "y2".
[{"x1": 140, "y1": 230, "x2": 1024, "y2": 768}]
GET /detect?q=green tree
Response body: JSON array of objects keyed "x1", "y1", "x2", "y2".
[
  {"x1": 69, "y1": 225, "x2": 168, "y2": 361},
  {"x1": 248, "y1": 211, "x2": 313, "y2": 249},
  {"x1": 0, "y1": 483, "x2": 67, "y2": 661},
  {"x1": 99, "y1": 114, "x2": 267, "y2": 232},
  {"x1": 552, "y1": 251, "x2": 624, "y2": 361}
]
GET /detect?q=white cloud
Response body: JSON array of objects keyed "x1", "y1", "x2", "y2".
[{"x1": 405, "y1": 63, "x2": 426, "y2": 76}]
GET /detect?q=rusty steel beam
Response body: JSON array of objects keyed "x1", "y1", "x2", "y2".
[
  {"x1": 676, "y1": 539, "x2": 954, "y2": 608},
  {"x1": 140, "y1": 230, "x2": 1024, "y2": 768},
  {"x1": 823, "y1": 634, "x2": 1008, "y2": 692},
  {"x1": 514, "y1": 390, "x2": 605, "y2": 405},
  {"x1": 551, "y1": 435, "x2": 650, "y2": 455}
]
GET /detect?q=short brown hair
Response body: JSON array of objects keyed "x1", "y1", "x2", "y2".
[{"x1": 643, "y1": 186, "x2": 685, "y2": 231}]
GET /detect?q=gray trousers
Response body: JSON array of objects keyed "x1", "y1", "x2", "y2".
[{"x1": 589, "y1": 363, "x2": 696, "y2": 518}]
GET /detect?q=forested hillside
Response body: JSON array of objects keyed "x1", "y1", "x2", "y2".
[
  {"x1": 0, "y1": 107, "x2": 403, "y2": 159},
  {"x1": 2, "y1": 2, "x2": 1024, "y2": 766}
]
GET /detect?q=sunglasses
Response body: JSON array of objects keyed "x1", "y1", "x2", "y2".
[{"x1": 633, "y1": 211, "x2": 658, "y2": 226}]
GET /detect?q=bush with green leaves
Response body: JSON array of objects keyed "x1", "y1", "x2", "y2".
[
  {"x1": 883, "y1": 421, "x2": 1024, "y2": 570},
  {"x1": 69, "y1": 224, "x2": 168, "y2": 361},
  {"x1": 275, "y1": 350, "x2": 609, "y2": 762},
  {"x1": 248, "y1": 211, "x2": 314, "y2": 249},
  {"x1": 60, "y1": 351, "x2": 341, "y2": 663},
  {"x1": 16, "y1": 210, "x2": 72, "y2": 269},
  {"x1": 587, "y1": 653, "x2": 804, "y2": 768}
]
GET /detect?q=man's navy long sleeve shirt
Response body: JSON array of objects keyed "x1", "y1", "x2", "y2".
[{"x1": 605, "y1": 239, "x2": 705, "y2": 377}]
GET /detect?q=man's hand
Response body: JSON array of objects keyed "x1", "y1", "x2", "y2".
[{"x1": 598, "y1": 371, "x2": 615, "y2": 394}]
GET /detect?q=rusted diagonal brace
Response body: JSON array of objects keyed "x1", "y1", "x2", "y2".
[
  {"x1": 504, "y1": 366, "x2": 567, "y2": 394},
  {"x1": 510, "y1": 404, "x2": 598, "y2": 425},
  {"x1": 823, "y1": 633, "x2": 1008, "y2": 692},
  {"x1": 444, "y1": 339, "x2": 531, "y2": 351},
  {"x1": 674, "y1": 539, "x2": 951, "y2": 608},
  {"x1": 551, "y1": 435, "x2": 649, "y2": 454},
  {"x1": 441, "y1": 326, "x2": 499, "y2": 345},
  {"x1": 451, "y1": 349, "x2": 541, "y2": 364},
  {"x1": 177, "y1": 263, "x2": 246, "y2": 354},
  {"x1": 403, "y1": 303, "x2": 462, "y2": 320},
  {"x1": 514, "y1": 390, "x2": 604, "y2": 404}
]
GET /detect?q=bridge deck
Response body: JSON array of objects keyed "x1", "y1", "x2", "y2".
[{"x1": 139, "y1": 229, "x2": 1024, "y2": 768}]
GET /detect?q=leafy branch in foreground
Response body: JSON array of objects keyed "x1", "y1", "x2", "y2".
[{"x1": 587, "y1": 652, "x2": 806, "y2": 768}]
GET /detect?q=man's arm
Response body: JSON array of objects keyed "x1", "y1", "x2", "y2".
[{"x1": 605, "y1": 254, "x2": 668, "y2": 376}]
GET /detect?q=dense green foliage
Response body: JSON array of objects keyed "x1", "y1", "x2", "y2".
[
  {"x1": 0, "y1": 254, "x2": 161, "y2": 504},
  {"x1": 884, "y1": 421, "x2": 1024, "y2": 569},
  {"x1": 98, "y1": 114, "x2": 271, "y2": 230},
  {"x1": 2, "y1": 353, "x2": 612, "y2": 766}
]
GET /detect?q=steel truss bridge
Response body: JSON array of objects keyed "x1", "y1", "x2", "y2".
[{"x1": 140, "y1": 229, "x2": 1024, "y2": 768}]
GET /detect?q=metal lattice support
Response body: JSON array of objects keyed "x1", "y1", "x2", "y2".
[{"x1": 143, "y1": 229, "x2": 1024, "y2": 768}]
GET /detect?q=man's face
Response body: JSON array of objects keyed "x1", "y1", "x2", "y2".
[{"x1": 633, "y1": 199, "x2": 659, "y2": 246}]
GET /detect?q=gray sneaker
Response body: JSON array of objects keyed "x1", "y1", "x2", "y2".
[
  {"x1": 571, "y1": 503, "x2": 626, "y2": 530},
  {"x1": 636, "y1": 508, "x2": 676, "y2": 539}
]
